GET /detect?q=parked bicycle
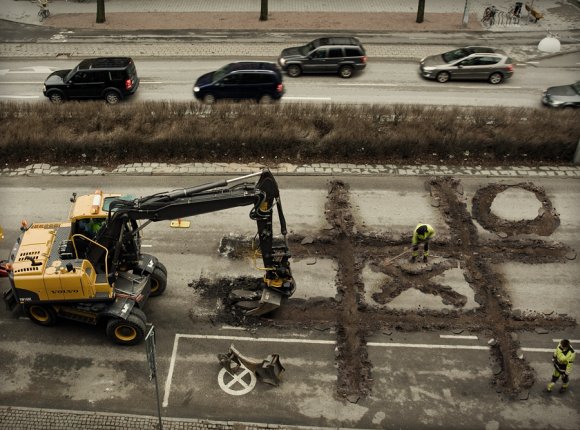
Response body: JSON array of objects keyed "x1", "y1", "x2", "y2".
[
  {"x1": 37, "y1": 0, "x2": 50, "y2": 22},
  {"x1": 481, "y1": 5, "x2": 497, "y2": 26}
]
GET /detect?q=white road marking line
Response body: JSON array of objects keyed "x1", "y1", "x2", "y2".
[
  {"x1": 161, "y1": 333, "x2": 562, "y2": 407},
  {"x1": 458, "y1": 86, "x2": 521, "y2": 89},
  {"x1": 337, "y1": 83, "x2": 397, "y2": 86},
  {"x1": 0, "y1": 95, "x2": 40, "y2": 99},
  {"x1": 162, "y1": 334, "x2": 181, "y2": 408},
  {"x1": 521, "y1": 347, "x2": 555, "y2": 352},
  {"x1": 178, "y1": 334, "x2": 335, "y2": 344},
  {"x1": 141, "y1": 244, "x2": 153, "y2": 248},
  {"x1": 527, "y1": 61, "x2": 540, "y2": 64},
  {"x1": 221, "y1": 325, "x2": 246, "y2": 330},
  {"x1": 552, "y1": 339, "x2": 580, "y2": 343},
  {"x1": 367, "y1": 342, "x2": 489, "y2": 350},
  {"x1": 440, "y1": 335, "x2": 478, "y2": 340},
  {"x1": 0, "y1": 81, "x2": 43, "y2": 84},
  {"x1": 283, "y1": 96, "x2": 332, "y2": 101}
]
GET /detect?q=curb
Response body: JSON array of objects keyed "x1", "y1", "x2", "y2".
[{"x1": 2, "y1": 163, "x2": 580, "y2": 179}]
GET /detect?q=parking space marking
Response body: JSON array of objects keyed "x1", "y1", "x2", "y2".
[
  {"x1": 161, "y1": 333, "x2": 562, "y2": 407},
  {"x1": 217, "y1": 365, "x2": 257, "y2": 396},
  {"x1": 162, "y1": 333, "x2": 335, "y2": 407}
]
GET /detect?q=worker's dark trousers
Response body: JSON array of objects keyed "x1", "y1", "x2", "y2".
[{"x1": 412, "y1": 240, "x2": 429, "y2": 257}]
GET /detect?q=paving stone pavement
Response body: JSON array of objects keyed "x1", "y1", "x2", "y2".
[
  {"x1": 2, "y1": 162, "x2": 580, "y2": 178},
  {"x1": 0, "y1": 405, "x2": 319, "y2": 430}
]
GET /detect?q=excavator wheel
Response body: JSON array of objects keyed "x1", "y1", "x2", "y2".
[
  {"x1": 25, "y1": 304, "x2": 58, "y2": 326},
  {"x1": 149, "y1": 266, "x2": 167, "y2": 297},
  {"x1": 130, "y1": 307, "x2": 147, "y2": 325},
  {"x1": 156, "y1": 261, "x2": 168, "y2": 276},
  {"x1": 106, "y1": 314, "x2": 146, "y2": 346}
]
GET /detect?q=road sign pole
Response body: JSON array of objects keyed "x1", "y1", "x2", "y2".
[{"x1": 146, "y1": 325, "x2": 163, "y2": 430}]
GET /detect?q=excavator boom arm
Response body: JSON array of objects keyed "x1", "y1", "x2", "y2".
[{"x1": 88, "y1": 170, "x2": 295, "y2": 299}]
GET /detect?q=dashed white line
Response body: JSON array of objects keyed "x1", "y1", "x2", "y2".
[
  {"x1": 521, "y1": 347, "x2": 555, "y2": 353},
  {"x1": 283, "y1": 96, "x2": 332, "y2": 101},
  {"x1": 439, "y1": 335, "x2": 478, "y2": 340},
  {"x1": 337, "y1": 83, "x2": 397, "y2": 86},
  {"x1": 0, "y1": 95, "x2": 40, "y2": 99},
  {"x1": 367, "y1": 342, "x2": 488, "y2": 350},
  {"x1": 220, "y1": 325, "x2": 246, "y2": 330}
]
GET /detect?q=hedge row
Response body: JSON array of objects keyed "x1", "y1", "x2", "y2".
[{"x1": 1, "y1": 101, "x2": 578, "y2": 166}]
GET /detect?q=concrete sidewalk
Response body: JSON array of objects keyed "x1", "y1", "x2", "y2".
[
  {"x1": 2, "y1": 0, "x2": 580, "y2": 32},
  {"x1": 1, "y1": 0, "x2": 579, "y2": 61}
]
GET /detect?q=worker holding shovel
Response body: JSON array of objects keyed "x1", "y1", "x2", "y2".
[{"x1": 410, "y1": 223, "x2": 436, "y2": 263}]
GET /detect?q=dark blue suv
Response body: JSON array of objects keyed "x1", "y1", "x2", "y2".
[{"x1": 193, "y1": 62, "x2": 284, "y2": 104}]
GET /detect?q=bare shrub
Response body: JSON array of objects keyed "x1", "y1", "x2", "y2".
[{"x1": 0, "y1": 101, "x2": 578, "y2": 167}]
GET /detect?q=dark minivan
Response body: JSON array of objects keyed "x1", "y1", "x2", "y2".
[
  {"x1": 278, "y1": 36, "x2": 367, "y2": 79},
  {"x1": 193, "y1": 62, "x2": 284, "y2": 104},
  {"x1": 43, "y1": 57, "x2": 139, "y2": 104}
]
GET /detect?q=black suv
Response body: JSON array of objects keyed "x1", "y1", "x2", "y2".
[
  {"x1": 43, "y1": 57, "x2": 139, "y2": 104},
  {"x1": 193, "y1": 62, "x2": 284, "y2": 104},
  {"x1": 277, "y1": 37, "x2": 367, "y2": 79}
]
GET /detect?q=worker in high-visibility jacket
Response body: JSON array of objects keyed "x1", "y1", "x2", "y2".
[
  {"x1": 547, "y1": 339, "x2": 575, "y2": 393},
  {"x1": 410, "y1": 223, "x2": 436, "y2": 263}
]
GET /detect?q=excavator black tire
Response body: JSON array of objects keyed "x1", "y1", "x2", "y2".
[
  {"x1": 130, "y1": 307, "x2": 147, "y2": 325},
  {"x1": 25, "y1": 304, "x2": 58, "y2": 326},
  {"x1": 149, "y1": 266, "x2": 167, "y2": 297},
  {"x1": 106, "y1": 314, "x2": 146, "y2": 346},
  {"x1": 156, "y1": 261, "x2": 168, "y2": 276}
]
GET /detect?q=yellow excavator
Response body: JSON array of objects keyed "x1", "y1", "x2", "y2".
[{"x1": 2, "y1": 170, "x2": 295, "y2": 345}]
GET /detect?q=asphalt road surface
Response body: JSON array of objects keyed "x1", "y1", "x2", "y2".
[
  {"x1": 1, "y1": 57, "x2": 579, "y2": 107},
  {"x1": 0, "y1": 174, "x2": 579, "y2": 429}
]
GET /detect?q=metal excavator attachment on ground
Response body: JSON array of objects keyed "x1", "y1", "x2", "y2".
[{"x1": 218, "y1": 344, "x2": 285, "y2": 386}]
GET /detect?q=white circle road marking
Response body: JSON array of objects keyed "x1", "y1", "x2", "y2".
[{"x1": 217, "y1": 364, "x2": 257, "y2": 396}]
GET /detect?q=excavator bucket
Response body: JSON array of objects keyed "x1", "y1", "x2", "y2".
[
  {"x1": 255, "y1": 354, "x2": 285, "y2": 386},
  {"x1": 245, "y1": 289, "x2": 283, "y2": 316},
  {"x1": 218, "y1": 344, "x2": 285, "y2": 386}
]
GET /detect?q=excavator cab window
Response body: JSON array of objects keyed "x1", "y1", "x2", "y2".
[{"x1": 76, "y1": 217, "x2": 105, "y2": 240}]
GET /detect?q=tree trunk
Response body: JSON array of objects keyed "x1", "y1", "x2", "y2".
[
  {"x1": 260, "y1": 0, "x2": 268, "y2": 21},
  {"x1": 97, "y1": 0, "x2": 106, "y2": 24},
  {"x1": 416, "y1": 0, "x2": 425, "y2": 23}
]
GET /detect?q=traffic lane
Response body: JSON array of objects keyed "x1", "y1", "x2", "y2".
[{"x1": 2, "y1": 58, "x2": 580, "y2": 106}]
